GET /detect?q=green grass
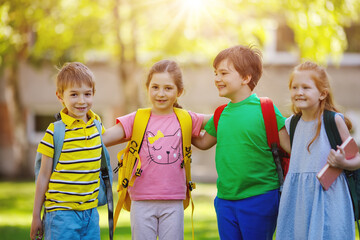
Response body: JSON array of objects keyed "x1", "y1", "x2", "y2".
[
  {"x1": 1, "y1": 182, "x2": 359, "y2": 240},
  {"x1": 0, "y1": 181, "x2": 219, "y2": 240}
]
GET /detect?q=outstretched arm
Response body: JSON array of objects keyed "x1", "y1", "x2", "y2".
[
  {"x1": 30, "y1": 155, "x2": 53, "y2": 240},
  {"x1": 102, "y1": 123, "x2": 126, "y2": 147},
  {"x1": 327, "y1": 115, "x2": 360, "y2": 171},
  {"x1": 279, "y1": 127, "x2": 291, "y2": 154},
  {"x1": 192, "y1": 131, "x2": 217, "y2": 150}
]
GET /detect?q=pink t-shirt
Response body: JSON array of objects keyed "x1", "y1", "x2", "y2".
[{"x1": 116, "y1": 110, "x2": 204, "y2": 201}]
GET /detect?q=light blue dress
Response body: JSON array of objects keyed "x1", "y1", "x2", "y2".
[{"x1": 276, "y1": 115, "x2": 355, "y2": 240}]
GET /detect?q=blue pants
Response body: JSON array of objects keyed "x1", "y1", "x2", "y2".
[
  {"x1": 44, "y1": 208, "x2": 100, "y2": 240},
  {"x1": 214, "y1": 189, "x2": 280, "y2": 240}
]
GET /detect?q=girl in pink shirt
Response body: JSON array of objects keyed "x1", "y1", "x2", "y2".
[{"x1": 103, "y1": 60, "x2": 209, "y2": 240}]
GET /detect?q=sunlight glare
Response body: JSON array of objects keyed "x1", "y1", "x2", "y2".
[{"x1": 182, "y1": 0, "x2": 205, "y2": 11}]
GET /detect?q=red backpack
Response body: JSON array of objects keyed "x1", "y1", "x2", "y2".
[{"x1": 213, "y1": 97, "x2": 290, "y2": 189}]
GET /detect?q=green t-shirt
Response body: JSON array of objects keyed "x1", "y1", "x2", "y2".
[{"x1": 205, "y1": 94, "x2": 286, "y2": 200}]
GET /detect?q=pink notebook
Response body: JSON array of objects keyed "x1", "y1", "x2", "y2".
[{"x1": 316, "y1": 136, "x2": 359, "y2": 190}]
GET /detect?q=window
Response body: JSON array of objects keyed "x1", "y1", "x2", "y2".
[
  {"x1": 276, "y1": 24, "x2": 295, "y2": 52},
  {"x1": 344, "y1": 24, "x2": 360, "y2": 53},
  {"x1": 35, "y1": 114, "x2": 57, "y2": 132}
]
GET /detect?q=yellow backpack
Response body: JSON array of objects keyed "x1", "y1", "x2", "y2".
[{"x1": 113, "y1": 107, "x2": 196, "y2": 238}]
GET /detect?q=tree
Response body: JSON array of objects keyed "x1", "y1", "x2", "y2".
[
  {"x1": 124, "y1": 0, "x2": 359, "y2": 64},
  {"x1": 0, "y1": 0, "x2": 359, "y2": 178},
  {"x1": 0, "y1": 0, "x2": 109, "y2": 178}
]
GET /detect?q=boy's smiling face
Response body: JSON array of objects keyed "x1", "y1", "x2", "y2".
[
  {"x1": 57, "y1": 83, "x2": 94, "y2": 122},
  {"x1": 214, "y1": 58, "x2": 251, "y2": 102}
]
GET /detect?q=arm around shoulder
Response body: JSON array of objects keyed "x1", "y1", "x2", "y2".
[
  {"x1": 192, "y1": 131, "x2": 217, "y2": 150},
  {"x1": 102, "y1": 123, "x2": 126, "y2": 147},
  {"x1": 279, "y1": 127, "x2": 291, "y2": 154}
]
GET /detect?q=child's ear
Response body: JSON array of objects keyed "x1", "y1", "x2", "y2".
[
  {"x1": 177, "y1": 89, "x2": 183, "y2": 97},
  {"x1": 56, "y1": 91, "x2": 65, "y2": 106},
  {"x1": 319, "y1": 90, "x2": 328, "y2": 100},
  {"x1": 56, "y1": 91, "x2": 63, "y2": 101},
  {"x1": 242, "y1": 75, "x2": 252, "y2": 85}
]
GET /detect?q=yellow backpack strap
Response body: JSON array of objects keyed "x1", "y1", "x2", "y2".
[
  {"x1": 113, "y1": 108, "x2": 151, "y2": 233},
  {"x1": 174, "y1": 108, "x2": 195, "y2": 240}
]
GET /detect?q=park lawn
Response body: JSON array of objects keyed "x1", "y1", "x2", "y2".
[
  {"x1": 1, "y1": 181, "x2": 359, "y2": 240},
  {"x1": 0, "y1": 181, "x2": 219, "y2": 240}
]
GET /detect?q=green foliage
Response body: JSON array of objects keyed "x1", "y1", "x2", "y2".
[
  {"x1": 0, "y1": 0, "x2": 112, "y2": 68},
  {"x1": 282, "y1": 0, "x2": 359, "y2": 63},
  {"x1": 1, "y1": 0, "x2": 359, "y2": 68}
]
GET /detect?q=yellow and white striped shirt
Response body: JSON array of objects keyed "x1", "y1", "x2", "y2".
[{"x1": 37, "y1": 109, "x2": 105, "y2": 212}]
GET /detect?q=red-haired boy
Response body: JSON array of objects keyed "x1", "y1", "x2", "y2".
[{"x1": 193, "y1": 45, "x2": 290, "y2": 240}]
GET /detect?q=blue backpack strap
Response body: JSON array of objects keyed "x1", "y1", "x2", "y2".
[
  {"x1": 52, "y1": 120, "x2": 66, "y2": 171},
  {"x1": 94, "y1": 119, "x2": 114, "y2": 240},
  {"x1": 93, "y1": 119, "x2": 112, "y2": 191},
  {"x1": 35, "y1": 120, "x2": 65, "y2": 181},
  {"x1": 93, "y1": 120, "x2": 112, "y2": 179}
]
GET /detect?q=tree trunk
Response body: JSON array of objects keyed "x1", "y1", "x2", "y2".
[
  {"x1": 114, "y1": 0, "x2": 142, "y2": 113},
  {"x1": 4, "y1": 61, "x2": 31, "y2": 179}
]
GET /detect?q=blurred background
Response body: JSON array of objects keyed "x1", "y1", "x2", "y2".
[
  {"x1": 0, "y1": 0, "x2": 360, "y2": 238},
  {"x1": 1, "y1": 0, "x2": 360, "y2": 189}
]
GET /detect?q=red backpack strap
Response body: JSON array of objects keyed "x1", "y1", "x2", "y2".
[
  {"x1": 260, "y1": 97, "x2": 280, "y2": 147},
  {"x1": 213, "y1": 104, "x2": 227, "y2": 132}
]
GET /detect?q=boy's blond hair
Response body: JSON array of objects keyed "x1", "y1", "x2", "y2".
[
  {"x1": 56, "y1": 62, "x2": 96, "y2": 95},
  {"x1": 213, "y1": 45, "x2": 262, "y2": 91}
]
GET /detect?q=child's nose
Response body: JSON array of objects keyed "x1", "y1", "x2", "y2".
[
  {"x1": 214, "y1": 75, "x2": 221, "y2": 82},
  {"x1": 158, "y1": 89, "x2": 165, "y2": 96},
  {"x1": 78, "y1": 95, "x2": 85, "y2": 103}
]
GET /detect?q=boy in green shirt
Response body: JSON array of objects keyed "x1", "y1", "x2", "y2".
[{"x1": 193, "y1": 45, "x2": 290, "y2": 240}]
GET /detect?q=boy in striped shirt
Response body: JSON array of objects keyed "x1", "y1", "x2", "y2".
[{"x1": 31, "y1": 62, "x2": 105, "y2": 240}]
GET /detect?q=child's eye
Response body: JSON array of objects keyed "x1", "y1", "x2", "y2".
[
  {"x1": 152, "y1": 86, "x2": 158, "y2": 90},
  {"x1": 166, "y1": 87, "x2": 173, "y2": 91}
]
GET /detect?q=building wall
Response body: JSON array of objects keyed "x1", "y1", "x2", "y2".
[{"x1": 1, "y1": 61, "x2": 359, "y2": 181}]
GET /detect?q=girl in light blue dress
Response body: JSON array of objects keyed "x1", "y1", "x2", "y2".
[{"x1": 276, "y1": 61, "x2": 360, "y2": 240}]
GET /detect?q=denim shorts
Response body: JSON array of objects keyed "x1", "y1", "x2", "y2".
[{"x1": 44, "y1": 208, "x2": 100, "y2": 240}]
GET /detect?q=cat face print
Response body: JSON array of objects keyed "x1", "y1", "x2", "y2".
[{"x1": 146, "y1": 129, "x2": 181, "y2": 165}]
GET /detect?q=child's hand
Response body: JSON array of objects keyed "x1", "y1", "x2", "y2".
[
  {"x1": 30, "y1": 216, "x2": 43, "y2": 240},
  {"x1": 327, "y1": 147, "x2": 346, "y2": 169}
]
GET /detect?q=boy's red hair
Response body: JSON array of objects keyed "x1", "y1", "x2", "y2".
[{"x1": 213, "y1": 45, "x2": 263, "y2": 91}]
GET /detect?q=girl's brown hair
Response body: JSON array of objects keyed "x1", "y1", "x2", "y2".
[
  {"x1": 146, "y1": 60, "x2": 183, "y2": 108},
  {"x1": 289, "y1": 61, "x2": 352, "y2": 151},
  {"x1": 213, "y1": 45, "x2": 263, "y2": 91},
  {"x1": 56, "y1": 62, "x2": 96, "y2": 96}
]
